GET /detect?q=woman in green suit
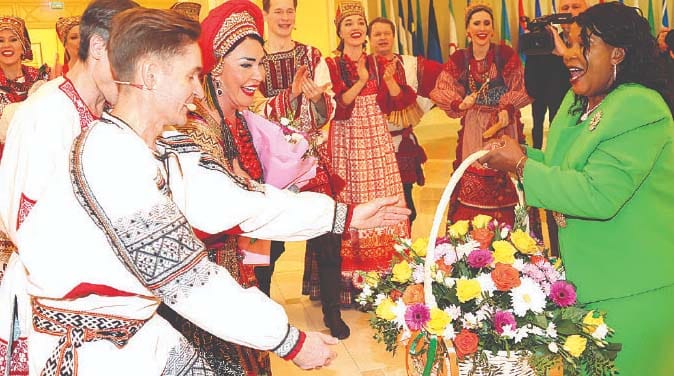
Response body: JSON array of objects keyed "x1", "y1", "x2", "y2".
[{"x1": 481, "y1": 3, "x2": 674, "y2": 375}]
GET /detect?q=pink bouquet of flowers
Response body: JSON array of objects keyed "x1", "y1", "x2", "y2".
[{"x1": 242, "y1": 110, "x2": 316, "y2": 189}]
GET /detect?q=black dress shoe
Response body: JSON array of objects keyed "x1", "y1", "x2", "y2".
[{"x1": 323, "y1": 311, "x2": 350, "y2": 339}]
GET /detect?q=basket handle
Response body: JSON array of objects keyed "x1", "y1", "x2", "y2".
[{"x1": 422, "y1": 150, "x2": 527, "y2": 308}]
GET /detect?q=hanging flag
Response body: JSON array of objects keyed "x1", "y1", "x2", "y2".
[
  {"x1": 448, "y1": 0, "x2": 459, "y2": 54},
  {"x1": 427, "y1": 0, "x2": 442, "y2": 62},
  {"x1": 380, "y1": 0, "x2": 388, "y2": 18},
  {"x1": 663, "y1": 0, "x2": 669, "y2": 28},
  {"x1": 397, "y1": 0, "x2": 410, "y2": 54},
  {"x1": 648, "y1": 0, "x2": 655, "y2": 35},
  {"x1": 501, "y1": 0, "x2": 512, "y2": 46},
  {"x1": 518, "y1": 0, "x2": 527, "y2": 63},
  {"x1": 552, "y1": 0, "x2": 557, "y2": 13},
  {"x1": 414, "y1": 0, "x2": 425, "y2": 56},
  {"x1": 535, "y1": 0, "x2": 542, "y2": 17},
  {"x1": 406, "y1": 0, "x2": 415, "y2": 55}
]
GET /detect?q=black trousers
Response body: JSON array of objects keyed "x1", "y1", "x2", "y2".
[
  {"x1": 531, "y1": 97, "x2": 562, "y2": 149},
  {"x1": 254, "y1": 241, "x2": 285, "y2": 297},
  {"x1": 254, "y1": 234, "x2": 342, "y2": 313},
  {"x1": 403, "y1": 183, "x2": 417, "y2": 224}
]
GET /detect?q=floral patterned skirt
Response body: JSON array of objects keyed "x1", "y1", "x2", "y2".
[{"x1": 330, "y1": 94, "x2": 409, "y2": 306}]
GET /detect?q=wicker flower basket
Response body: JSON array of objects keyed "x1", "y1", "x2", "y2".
[{"x1": 416, "y1": 150, "x2": 532, "y2": 376}]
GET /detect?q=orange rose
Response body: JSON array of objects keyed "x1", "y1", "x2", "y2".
[
  {"x1": 402, "y1": 284, "x2": 425, "y2": 305},
  {"x1": 435, "y1": 259, "x2": 453, "y2": 275},
  {"x1": 491, "y1": 263, "x2": 521, "y2": 291},
  {"x1": 470, "y1": 227, "x2": 494, "y2": 250},
  {"x1": 454, "y1": 329, "x2": 479, "y2": 358},
  {"x1": 389, "y1": 289, "x2": 403, "y2": 301}
]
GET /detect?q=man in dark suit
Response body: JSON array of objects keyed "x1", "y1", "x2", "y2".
[{"x1": 524, "y1": 0, "x2": 587, "y2": 149}]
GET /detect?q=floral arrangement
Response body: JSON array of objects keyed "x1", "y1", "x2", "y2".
[{"x1": 356, "y1": 214, "x2": 621, "y2": 376}]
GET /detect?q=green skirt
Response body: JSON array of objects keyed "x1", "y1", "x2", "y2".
[{"x1": 583, "y1": 284, "x2": 674, "y2": 376}]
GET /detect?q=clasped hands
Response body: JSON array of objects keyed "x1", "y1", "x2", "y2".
[{"x1": 291, "y1": 65, "x2": 330, "y2": 103}]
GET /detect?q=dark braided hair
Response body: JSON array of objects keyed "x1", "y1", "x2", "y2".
[{"x1": 572, "y1": 2, "x2": 673, "y2": 114}]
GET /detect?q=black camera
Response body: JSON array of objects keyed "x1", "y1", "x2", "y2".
[{"x1": 519, "y1": 13, "x2": 574, "y2": 55}]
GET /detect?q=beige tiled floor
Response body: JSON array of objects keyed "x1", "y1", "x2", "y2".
[{"x1": 269, "y1": 106, "x2": 542, "y2": 375}]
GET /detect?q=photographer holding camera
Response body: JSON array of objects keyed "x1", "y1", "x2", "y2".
[{"x1": 523, "y1": 0, "x2": 588, "y2": 151}]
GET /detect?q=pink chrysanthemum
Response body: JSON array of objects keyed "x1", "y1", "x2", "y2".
[
  {"x1": 493, "y1": 311, "x2": 517, "y2": 335},
  {"x1": 549, "y1": 281, "x2": 577, "y2": 307},
  {"x1": 404, "y1": 303, "x2": 431, "y2": 331},
  {"x1": 467, "y1": 249, "x2": 494, "y2": 268}
]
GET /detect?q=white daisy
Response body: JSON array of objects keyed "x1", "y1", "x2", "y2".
[
  {"x1": 592, "y1": 323, "x2": 609, "y2": 340},
  {"x1": 443, "y1": 277, "x2": 457, "y2": 288},
  {"x1": 513, "y1": 327, "x2": 529, "y2": 343},
  {"x1": 462, "y1": 313, "x2": 479, "y2": 329},
  {"x1": 456, "y1": 239, "x2": 480, "y2": 259},
  {"x1": 392, "y1": 299, "x2": 409, "y2": 330},
  {"x1": 412, "y1": 264, "x2": 425, "y2": 284},
  {"x1": 476, "y1": 272, "x2": 497, "y2": 296},
  {"x1": 512, "y1": 258, "x2": 525, "y2": 271},
  {"x1": 443, "y1": 324, "x2": 457, "y2": 340},
  {"x1": 445, "y1": 305, "x2": 461, "y2": 320},
  {"x1": 501, "y1": 324, "x2": 516, "y2": 339},
  {"x1": 548, "y1": 342, "x2": 559, "y2": 353},
  {"x1": 374, "y1": 293, "x2": 387, "y2": 307},
  {"x1": 546, "y1": 322, "x2": 558, "y2": 338},
  {"x1": 510, "y1": 277, "x2": 546, "y2": 317}
]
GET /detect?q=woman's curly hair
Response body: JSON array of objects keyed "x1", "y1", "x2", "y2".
[{"x1": 572, "y1": 2, "x2": 673, "y2": 113}]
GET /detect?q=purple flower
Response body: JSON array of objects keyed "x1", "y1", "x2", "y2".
[
  {"x1": 522, "y1": 264, "x2": 546, "y2": 284},
  {"x1": 493, "y1": 311, "x2": 517, "y2": 334},
  {"x1": 549, "y1": 281, "x2": 577, "y2": 307},
  {"x1": 405, "y1": 303, "x2": 431, "y2": 331},
  {"x1": 466, "y1": 249, "x2": 494, "y2": 268}
]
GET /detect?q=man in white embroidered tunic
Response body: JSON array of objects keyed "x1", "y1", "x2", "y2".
[
  {"x1": 0, "y1": 1, "x2": 140, "y2": 373},
  {"x1": 0, "y1": 7, "x2": 410, "y2": 375}
]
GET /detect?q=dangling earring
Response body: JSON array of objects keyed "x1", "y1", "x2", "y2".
[
  {"x1": 612, "y1": 64, "x2": 617, "y2": 82},
  {"x1": 214, "y1": 78, "x2": 223, "y2": 96}
]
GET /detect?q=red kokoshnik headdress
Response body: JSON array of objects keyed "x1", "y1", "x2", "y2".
[
  {"x1": 334, "y1": 0, "x2": 366, "y2": 28},
  {"x1": 0, "y1": 16, "x2": 32, "y2": 61},
  {"x1": 199, "y1": 0, "x2": 264, "y2": 75}
]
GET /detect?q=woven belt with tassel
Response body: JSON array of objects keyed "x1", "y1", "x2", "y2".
[{"x1": 32, "y1": 298, "x2": 147, "y2": 376}]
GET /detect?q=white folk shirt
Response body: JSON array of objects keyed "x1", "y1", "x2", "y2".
[{"x1": 4, "y1": 112, "x2": 342, "y2": 375}]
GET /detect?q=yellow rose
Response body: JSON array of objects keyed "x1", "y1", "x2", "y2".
[
  {"x1": 456, "y1": 278, "x2": 482, "y2": 303},
  {"x1": 582, "y1": 311, "x2": 605, "y2": 334},
  {"x1": 411, "y1": 238, "x2": 429, "y2": 257},
  {"x1": 448, "y1": 220, "x2": 470, "y2": 238},
  {"x1": 427, "y1": 307, "x2": 451, "y2": 335},
  {"x1": 391, "y1": 260, "x2": 413, "y2": 283},
  {"x1": 375, "y1": 298, "x2": 397, "y2": 321},
  {"x1": 510, "y1": 229, "x2": 539, "y2": 255},
  {"x1": 492, "y1": 241, "x2": 516, "y2": 264},
  {"x1": 563, "y1": 335, "x2": 587, "y2": 358},
  {"x1": 365, "y1": 271, "x2": 380, "y2": 287},
  {"x1": 472, "y1": 214, "x2": 493, "y2": 229}
]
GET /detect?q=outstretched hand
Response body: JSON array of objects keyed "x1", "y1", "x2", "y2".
[
  {"x1": 292, "y1": 332, "x2": 338, "y2": 370},
  {"x1": 351, "y1": 196, "x2": 411, "y2": 229},
  {"x1": 478, "y1": 135, "x2": 525, "y2": 173}
]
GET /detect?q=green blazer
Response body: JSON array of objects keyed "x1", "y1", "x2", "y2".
[{"x1": 522, "y1": 84, "x2": 674, "y2": 303}]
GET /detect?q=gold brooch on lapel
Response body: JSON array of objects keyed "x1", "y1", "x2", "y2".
[{"x1": 588, "y1": 110, "x2": 603, "y2": 131}]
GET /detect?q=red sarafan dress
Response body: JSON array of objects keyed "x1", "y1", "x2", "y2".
[
  {"x1": 326, "y1": 53, "x2": 415, "y2": 306},
  {"x1": 431, "y1": 43, "x2": 531, "y2": 226}
]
